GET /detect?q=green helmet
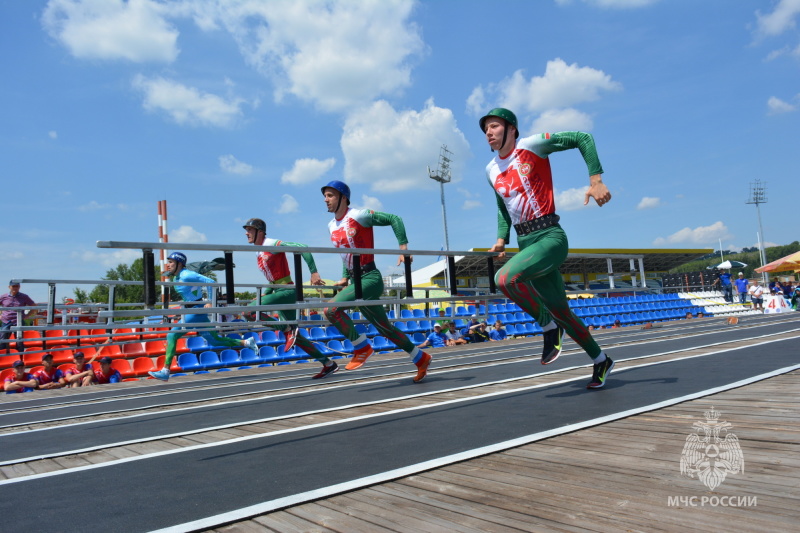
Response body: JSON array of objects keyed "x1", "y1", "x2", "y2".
[{"x1": 479, "y1": 108, "x2": 519, "y2": 138}]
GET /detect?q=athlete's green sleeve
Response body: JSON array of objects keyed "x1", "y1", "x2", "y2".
[
  {"x1": 543, "y1": 132, "x2": 604, "y2": 176},
  {"x1": 279, "y1": 241, "x2": 319, "y2": 274},
  {"x1": 369, "y1": 211, "x2": 409, "y2": 245},
  {"x1": 495, "y1": 192, "x2": 512, "y2": 244}
]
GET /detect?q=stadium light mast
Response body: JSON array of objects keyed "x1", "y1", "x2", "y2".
[
  {"x1": 428, "y1": 145, "x2": 454, "y2": 288},
  {"x1": 745, "y1": 180, "x2": 768, "y2": 284}
]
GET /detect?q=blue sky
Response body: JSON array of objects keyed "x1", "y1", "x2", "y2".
[{"x1": 2, "y1": 0, "x2": 799, "y2": 301}]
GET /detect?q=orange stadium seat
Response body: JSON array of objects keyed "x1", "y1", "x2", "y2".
[
  {"x1": 132, "y1": 357, "x2": 156, "y2": 377},
  {"x1": 0, "y1": 368, "x2": 15, "y2": 382},
  {"x1": 112, "y1": 328, "x2": 139, "y2": 342},
  {"x1": 110, "y1": 359, "x2": 134, "y2": 379},
  {"x1": 97, "y1": 344, "x2": 124, "y2": 360},
  {"x1": 155, "y1": 355, "x2": 180, "y2": 372},
  {"x1": 49, "y1": 347, "x2": 75, "y2": 365},
  {"x1": 21, "y1": 330, "x2": 43, "y2": 350},
  {"x1": 0, "y1": 355, "x2": 19, "y2": 369},
  {"x1": 43, "y1": 328, "x2": 67, "y2": 344},
  {"x1": 143, "y1": 327, "x2": 169, "y2": 340},
  {"x1": 145, "y1": 340, "x2": 167, "y2": 357},
  {"x1": 122, "y1": 342, "x2": 147, "y2": 359}
]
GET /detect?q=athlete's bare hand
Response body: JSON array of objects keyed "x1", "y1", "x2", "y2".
[
  {"x1": 310, "y1": 272, "x2": 324, "y2": 286},
  {"x1": 489, "y1": 239, "x2": 506, "y2": 259},
  {"x1": 333, "y1": 277, "x2": 349, "y2": 287},
  {"x1": 585, "y1": 174, "x2": 611, "y2": 207},
  {"x1": 398, "y1": 244, "x2": 412, "y2": 266}
]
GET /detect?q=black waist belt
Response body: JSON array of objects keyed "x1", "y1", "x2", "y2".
[
  {"x1": 514, "y1": 214, "x2": 560, "y2": 236},
  {"x1": 347, "y1": 261, "x2": 378, "y2": 278}
]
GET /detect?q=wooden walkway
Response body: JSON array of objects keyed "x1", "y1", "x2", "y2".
[{"x1": 214, "y1": 370, "x2": 799, "y2": 533}]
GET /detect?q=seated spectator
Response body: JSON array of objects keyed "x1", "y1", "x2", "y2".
[
  {"x1": 93, "y1": 356, "x2": 121, "y2": 384},
  {"x1": 435, "y1": 309, "x2": 450, "y2": 328},
  {"x1": 32, "y1": 352, "x2": 66, "y2": 390},
  {"x1": 417, "y1": 323, "x2": 448, "y2": 349},
  {"x1": 697, "y1": 311, "x2": 705, "y2": 318},
  {"x1": 748, "y1": 279, "x2": 764, "y2": 312},
  {"x1": 685, "y1": 312, "x2": 693, "y2": 319},
  {"x1": 791, "y1": 286, "x2": 800, "y2": 310},
  {"x1": 64, "y1": 351, "x2": 95, "y2": 387},
  {"x1": 612, "y1": 319, "x2": 621, "y2": 328},
  {"x1": 445, "y1": 321, "x2": 468, "y2": 346},
  {"x1": 489, "y1": 320, "x2": 507, "y2": 341},
  {"x1": 468, "y1": 321, "x2": 490, "y2": 343},
  {"x1": 4, "y1": 360, "x2": 37, "y2": 394},
  {"x1": 588, "y1": 325, "x2": 596, "y2": 331}
]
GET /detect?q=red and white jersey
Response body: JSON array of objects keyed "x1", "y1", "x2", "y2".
[
  {"x1": 255, "y1": 238, "x2": 291, "y2": 282},
  {"x1": 486, "y1": 135, "x2": 557, "y2": 225},
  {"x1": 328, "y1": 208, "x2": 376, "y2": 269}
]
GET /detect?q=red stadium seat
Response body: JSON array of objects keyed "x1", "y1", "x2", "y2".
[
  {"x1": 0, "y1": 368, "x2": 15, "y2": 382},
  {"x1": 110, "y1": 359, "x2": 134, "y2": 379},
  {"x1": 112, "y1": 328, "x2": 139, "y2": 342},
  {"x1": 132, "y1": 357, "x2": 156, "y2": 377},
  {"x1": 145, "y1": 340, "x2": 167, "y2": 357},
  {"x1": 155, "y1": 355, "x2": 180, "y2": 372},
  {"x1": 49, "y1": 347, "x2": 75, "y2": 365},
  {"x1": 21, "y1": 330, "x2": 43, "y2": 350},
  {"x1": 122, "y1": 342, "x2": 147, "y2": 359},
  {"x1": 1, "y1": 354, "x2": 20, "y2": 369}
]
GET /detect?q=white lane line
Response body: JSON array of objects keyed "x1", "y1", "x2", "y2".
[{"x1": 0, "y1": 336, "x2": 796, "y2": 484}]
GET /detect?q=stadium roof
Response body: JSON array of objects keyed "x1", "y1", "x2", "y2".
[{"x1": 392, "y1": 248, "x2": 713, "y2": 286}]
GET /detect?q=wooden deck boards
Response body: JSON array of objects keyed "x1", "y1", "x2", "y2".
[{"x1": 216, "y1": 370, "x2": 799, "y2": 533}]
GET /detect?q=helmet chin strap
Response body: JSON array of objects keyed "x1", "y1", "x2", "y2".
[{"x1": 490, "y1": 123, "x2": 509, "y2": 153}]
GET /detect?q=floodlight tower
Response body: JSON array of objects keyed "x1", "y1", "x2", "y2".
[
  {"x1": 746, "y1": 180, "x2": 768, "y2": 283},
  {"x1": 428, "y1": 145, "x2": 454, "y2": 288}
]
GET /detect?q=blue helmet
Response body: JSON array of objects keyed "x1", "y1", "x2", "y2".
[
  {"x1": 167, "y1": 252, "x2": 187, "y2": 265},
  {"x1": 321, "y1": 180, "x2": 350, "y2": 205}
]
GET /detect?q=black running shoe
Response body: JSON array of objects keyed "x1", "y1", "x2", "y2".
[
  {"x1": 312, "y1": 361, "x2": 339, "y2": 379},
  {"x1": 541, "y1": 325, "x2": 564, "y2": 365},
  {"x1": 587, "y1": 356, "x2": 615, "y2": 389}
]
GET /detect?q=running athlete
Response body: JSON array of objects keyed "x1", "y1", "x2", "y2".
[
  {"x1": 243, "y1": 218, "x2": 339, "y2": 379},
  {"x1": 480, "y1": 108, "x2": 614, "y2": 389},
  {"x1": 321, "y1": 181, "x2": 432, "y2": 383},
  {"x1": 149, "y1": 252, "x2": 258, "y2": 381}
]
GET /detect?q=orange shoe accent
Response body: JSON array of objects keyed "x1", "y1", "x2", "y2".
[
  {"x1": 346, "y1": 344, "x2": 374, "y2": 370},
  {"x1": 413, "y1": 352, "x2": 432, "y2": 383}
]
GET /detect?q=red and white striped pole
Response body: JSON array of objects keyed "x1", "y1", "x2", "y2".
[{"x1": 158, "y1": 200, "x2": 169, "y2": 308}]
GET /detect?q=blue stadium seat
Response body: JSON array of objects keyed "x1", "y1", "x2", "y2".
[
  {"x1": 177, "y1": 352, "x2": 202, "y2": 372},
  {"x1": 400, "y1": 309, "x2": 414, "y2": 319},
  {"x1": 186, "y1": 337, "x2": 209, "y2": 353},
  {"x1": 412, "y1": 309, "x2": 425, "y2": 318},
  {"x1": 412, "y1": 332, "x2": 426, "y2": 344},
  {"x1": 325, "y1": 325, "x2": 345, "y2": 341},
  {"x1": 327, "y1": 340, "x2": 346, "y2": 355},
  {"x1": 341, "y1": 339, "x2": 355, "y2": 353},
  {"x1": 261, "y1": 330, "x2": 283, "y2": 347},
  {"x1": 239, "y1": 348, "x2": 261, "y2": 365},
  {"x1": 259, "y1": 346, "x2": 279, "y2": 364},
  {"x1": 219, "y1": 349, "x2": 241, "y2": 367},
  {"x1": 309, "y1": 327, "x2": 329, "y2": 343}
]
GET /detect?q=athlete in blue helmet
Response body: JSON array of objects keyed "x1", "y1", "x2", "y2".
[
  {"x1": 149, "y1": 252, "x2": 258, "y2": 381},
  {"x1": 321, "y1": 180, "x2": 432, "y2": 383}
]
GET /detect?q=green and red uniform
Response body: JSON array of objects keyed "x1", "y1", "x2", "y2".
[{"x1": 487, "y1": 131, "x2": 604, "y2": 359}]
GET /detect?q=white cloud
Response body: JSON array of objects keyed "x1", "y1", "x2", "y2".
[
  {"x1": 463, "y1": 200, "x2": 482, "y2": 210},
  {"x1": 42, "y1": 0, "x2": 179, "y2": 63},
  {"x1": 767, "y1": 96, "x2": 797, "y2": 114},
  {"x1": 211, "y1": 0, "x2": 425, "y2": 112},
  {"x1": 652, "y1": 221, "x2": 731, "y2": 247},
  {"x1": 219, "y1": 154, "x2": 253, "y2": 175},
  {"x1": 555, "y1": 186, "x2": 594, "y2": 211},
  {"x1": 48, "y1": 130, "x2": 58, "y2": 139},
  {"x1": 169, "y1": 225, "x2": 207, "y2": 243},
  {"x1": 132, "y1": 75, "x2": 244, "y2": 127},
  {"x1": 636, "y1": 196, "x2": 661, "y2": 210},
  {"x1": 75, "y1": 249, "x2": 141, "y2": 268},
  {"x1": 281, "y1": 157, "x2": 336, "y2": 186},
  {"x1": 472, "y1": 59, "x2": 621, "y2": 118},
  {"x1": 341, "y1": 99, "x2": 471, "y2": 193},
  {"x1": 754, "y1": 0, "x2": 800, "y2": 37},
  {"x1": 0, "y1": 251, "x2": 24, "y2": 261},
  {"x1": 277, "y1": 194, "x2": 299, "y2": 214},
  {"x1": 78, "y1": 200, "x2": 111, "y2": 212},
  {"x1": 531, "y1": 108, "x2": 594, "y2": 132},
  {"x1": 357, "y1": 194, "x2": 383, "y2": 211}
]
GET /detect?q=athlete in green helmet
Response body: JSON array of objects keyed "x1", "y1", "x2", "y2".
[{"x1": 480, "y1": 107, "x2": 615, "y2": 389}]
